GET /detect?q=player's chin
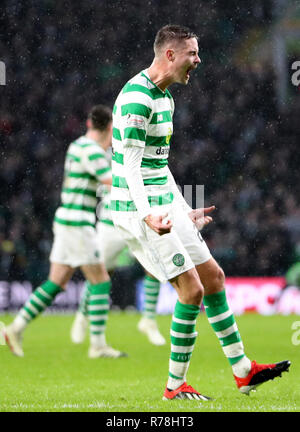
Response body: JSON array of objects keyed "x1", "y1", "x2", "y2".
[{"x1": 179, "y1": 74, "x2": 190, "y2": 85}]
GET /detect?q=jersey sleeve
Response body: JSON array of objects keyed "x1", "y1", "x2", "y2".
[
  {"x1": 82, "y1": 146, "x2": 112, "y2": 183},
  {"x1": 119, "y1": 96, "x2": 153, "y2": 148},
  {"x1": 123, "y1": 145, "x2": 152, "y2": 220}
]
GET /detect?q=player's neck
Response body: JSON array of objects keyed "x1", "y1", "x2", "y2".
[
  {"x1": 85, "y1": 129, "x2": 110, "y2": 151},
  {"x1": 147, "y1": 60, "x2": 173, "y2": 92}
]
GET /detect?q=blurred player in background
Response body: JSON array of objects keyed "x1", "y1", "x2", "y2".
[
  {"x1": 110, "y1": 24, "x2": 290, "y2": 400},
  {"x1": 3, "y1": 105, "x2": 126, "y2": 359},
  {"x1": 71, "y1": 178, "x2": 166, "y2": 346}
]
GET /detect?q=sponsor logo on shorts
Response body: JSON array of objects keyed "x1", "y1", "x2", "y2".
[
  {"x1": 94, "y1": 250, "x2": 100, "y2": 258},
  {"x1": 172, "y1": 253, "x2": 185, "y2": 267}
]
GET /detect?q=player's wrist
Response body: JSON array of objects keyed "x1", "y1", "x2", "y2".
[{"x1": 141, "y1": 210, "x2": 152, "y2": 222}]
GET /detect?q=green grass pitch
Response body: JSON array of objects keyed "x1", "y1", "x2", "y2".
[{"x1": 0, "y1": 312, "x2": 299, "y2": 412}]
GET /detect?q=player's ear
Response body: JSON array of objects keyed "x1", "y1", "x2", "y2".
[
  {"x1": 86, "y1": 118, "x2": 92, "y2": 129},
  {"x1": 166, "y1": 49, "x2": 175, "y2": 62}
]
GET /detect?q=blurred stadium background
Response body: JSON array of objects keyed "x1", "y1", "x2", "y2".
[{"x1": 0, "y1": 0, "x2": 300, "y2": 315}]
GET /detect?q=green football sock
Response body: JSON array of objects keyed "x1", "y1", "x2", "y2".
[
  {"x1": 167, "y1": 301, "x2": 200, "y2": 390},
  {"x1": 78, "y1": 282, "x2": 90, "y2": 316},
  {"x1": 88, "y1": 281, "x2": 111, "y2": 347},
  {"x1": 15, "y1": 280, "x2": 63, "y2": 329},
  {"x1": 203, "y1": 290, "x2": 246, "y2": 366},
  {"x1": 142, "y1": 275, "x2": 160, "y2": 319}
]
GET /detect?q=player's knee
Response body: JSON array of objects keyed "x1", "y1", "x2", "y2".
[
  {"x1": 189, "y1": 283, "x2": 204, "y2": 305},
  {"x1": 207, "y1": 265, "x2": 225, "y2": 292},
  {"x1": 182, "y1": 271, "x2": 204, "y2": 305},
  {"x1": 216, "y1": 266, "x2": 225, "y2": 286}
]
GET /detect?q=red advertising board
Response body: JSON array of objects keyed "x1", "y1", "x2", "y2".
[{"x1": 225, "y1": 277, "x2": 286, "y2": 315}]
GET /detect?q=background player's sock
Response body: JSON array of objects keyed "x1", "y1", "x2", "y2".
[
  {"x1": 78, "y1": 281, "x2": 90, "y2": 316},
  {"x1": 142, "y1": 275, "x2": 160, "y2": 319},
  {"x1": 167, "y1": 301, "x2": 200, "y2": 390},
  {"x1": 12, "y1": 280, "x2": 63, "y2": 333},
  {"x1": 203, "y1": 290, "x2": 251, "y2": 377},
  {"x1": 88, "y1": 281, "x2": 111, "y2": 348}
]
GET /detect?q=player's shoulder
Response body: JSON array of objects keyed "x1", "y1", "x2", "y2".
[
  {"x1": 69, "y1": 136, "x2": 104, "y2": 157},
  {"x1": 127, "y1": 70, "x2": 149, "y2": 87},
  {"x1": 120, "y1": 70, "x2": 158, "y2": 102}
]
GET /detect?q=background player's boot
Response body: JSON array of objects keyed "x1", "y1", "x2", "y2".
[
  {"x1": 88, "y1": 344, "x2": 128, "y2": 359},
  {"x1": 3, "y1": 324, "x2": 24, "y2": 357},
  {"x1": 163, "y1": 382, "x2": 212, "y2": 401},
  {"x1": 234, "y1": 360, "x2": 291, "y2": 395},
  {"x1": 70, "y1": 311, "x2": 88, "y2": 344},
  {"x1": 138, "y1": 317, "x2": 166, "y2": 346}
]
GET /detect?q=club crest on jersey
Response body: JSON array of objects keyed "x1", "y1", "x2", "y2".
[{"x1": 172, "y1": 253, "x2": 185, "y2": 267}]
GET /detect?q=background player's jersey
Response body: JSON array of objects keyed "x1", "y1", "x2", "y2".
[
  {"x1": 111, "y1": 69, "x2": 175, "y2": 214},
  {"x1": 54, "y1": 136, "x2": 111, "y2": 228},
  {"x1": 97, "y1": 185, "x2": 114, "y2": 226}
]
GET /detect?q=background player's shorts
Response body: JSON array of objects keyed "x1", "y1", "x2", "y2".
[
  {"x1": 96, "y1": 221, "x2": 128, "y2": 271},
  {"x1": 112, "y1": 204, "x2": 211, "y2": 283},
  {"x1": 50, "y1": 222, "x2": 102, "y2": 268}
]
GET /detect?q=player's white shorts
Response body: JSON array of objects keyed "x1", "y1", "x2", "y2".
[
  {"x1": 112, "y1": 205, "x2": 211, "y2": 283},
  {"x1": 96, "y1": 221, "x2": 128, "y2": 271},
  {"x1": 50, "y1": 222, "x2": 102, "y2": 268}
]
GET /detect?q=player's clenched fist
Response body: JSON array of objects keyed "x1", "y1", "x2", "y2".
[{"x1": 144, "y1": 213, "x2": 173, "y2": 235}]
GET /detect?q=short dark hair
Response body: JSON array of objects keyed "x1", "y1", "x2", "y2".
[
  {"x1": 154, "y1": 24, "x2": 198, "y2": 54},
  {"x1": 88, "y1": 105, "x2": 112, "y2": 131}
]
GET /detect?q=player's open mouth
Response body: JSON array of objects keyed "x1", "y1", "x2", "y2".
[{"x1": 186, "y1": 66, "x2": 194, "y2": 79}]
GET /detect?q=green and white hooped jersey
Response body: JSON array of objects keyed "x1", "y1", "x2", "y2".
[
  {"x1": 97, "y1": 186, "x2": 114, "y2": 226},
  {"x1": 111, "y1": 69, "x2": 175, "y2": 214},
  {"x1": 54, "y1": 136, "x2": 111, "y2": 228}
]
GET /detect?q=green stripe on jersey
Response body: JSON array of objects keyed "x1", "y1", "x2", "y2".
[
  {"x1": 150, "y1": 111, "x2": 172, "y2": 124},
  {"x1": 88, "y1": 153, "x2": 105, "y2": 161},
  {"x1": 146, "y1": 136, "x2": 170, "y2": 147},
  {"x1": 66, "y1": 153, "x2": 81, "y2": 162},
  {"x1": 121, "y1": 103, "x2": 151, "y2": 119},
  {"x1": 124, "y1": 127, "x2": 146, "y2": 141},
  {"x1": 112, "y1": 175, "x2": 128, "y2": 189},
  {"x1": 113, "y1": 127, "x2": 122, "y2": 141},
  {"x1": 122, "y1": 82, "x2": 164, "y2": 100},
  {"x1": 143, "y1": 176, "x2": 168, "y2": 185},
  {"x1": 112, "y1": 174, "x2": 168, "y2": 188},
  {"x1": 62, "y1": 187, "x2": 96, "y2": 198},
  {"x1": 141, "y1": 157, "x2": 168, "y2": 169},
  {"x1": 61, "y1": 203, "x2": 95, "y2": 213},
  {"x1": 111, "y1": 192, "x2": 173, "y2": 211},
  {"x1": 96, "y1": 167, "x2": 111, "y2": 176},
  {"x1": 54, "y1": 217, "x2": 95, "y2": 227},
  {"x1": 67, "y1": 172, "x2": 96, "y2": 180},
  {"x1": 72, "y1": 141, "x2": 93, "y2": 148},
  {"x1": 112, "y1": 151, "x2": 124, "y2": 164},
  {"x1": 99, "y1": 219, "x2": 114, "y2": 226}
]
